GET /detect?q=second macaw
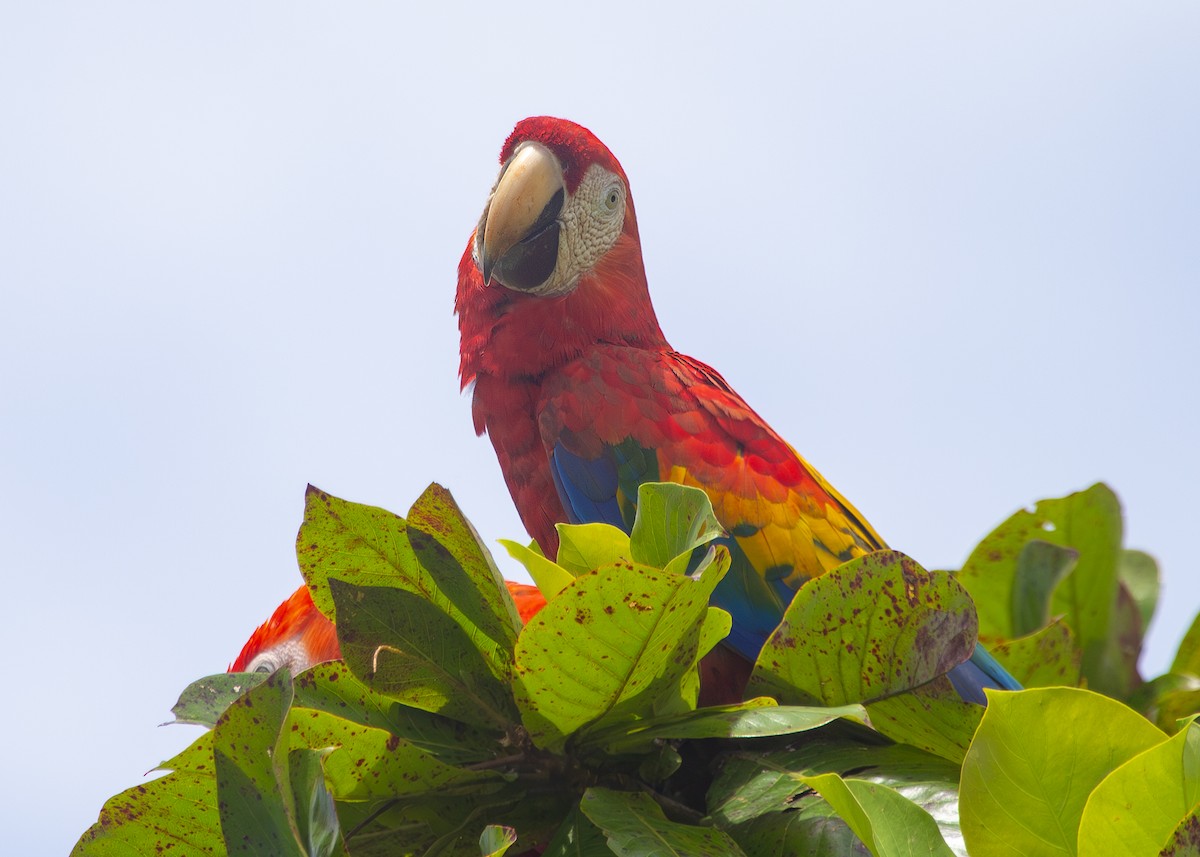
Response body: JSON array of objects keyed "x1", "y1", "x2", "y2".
[
  {"x1": 456, "y1": 117, "x2": 1019, "y2": 704},
  {"x1": 230, "y1": 582, "x2": 547, "y2": 675}
]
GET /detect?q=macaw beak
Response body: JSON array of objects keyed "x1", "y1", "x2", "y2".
[{"x1": 477, "y1": 142, "x2": 565, "y2": 291}]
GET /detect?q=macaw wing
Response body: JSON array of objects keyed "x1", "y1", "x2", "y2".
[
  {"x1": 542, "y1": 347, "x2": 1022, "y2": 702},
  {"x1": 540, "y1": 347, "x2": 884, "y2": 659}
]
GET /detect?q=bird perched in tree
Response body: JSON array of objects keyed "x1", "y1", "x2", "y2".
[
  {"x1": 230, "y1": 582, "x2": 547, "y2": 674},
  {"x1": 229, "y1": 585, "x2": 338, "y2": 675},
  {"x1": 456, "y1": 116, "x2": 1019, "y2": 704}
]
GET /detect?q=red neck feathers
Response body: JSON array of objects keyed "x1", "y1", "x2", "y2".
[{"x1": 456, "y1": 200, "x2": 668, "y2": 390}]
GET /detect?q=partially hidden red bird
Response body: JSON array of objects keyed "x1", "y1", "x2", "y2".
[
  {"x1": 230, "y1": 582, "x2": 547, "y2": 674},
  {"x1": 456, "y1": 116, "x2": 1019, "y2": 704}
]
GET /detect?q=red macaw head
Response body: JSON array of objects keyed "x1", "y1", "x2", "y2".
[
  {"x1": 457, "y1": 117, "x2": 667, "y2": 387},
  {"x1": 228, "y1": 585, "x2": 339, "y2": 674},
  {"x1": 472, "y1": 117, "x2": 638, "y2": 298},
  {"x1": 229, "y1": 582, "x2": 547, "y2": 674}
]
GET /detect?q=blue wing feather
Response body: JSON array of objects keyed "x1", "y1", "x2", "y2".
[
  {"x1": 549, "y1": 442, "x2": 624, "y2": 527},
  {"x1": 548, "y1": 438, "x2": 1023, "y2": 704}
]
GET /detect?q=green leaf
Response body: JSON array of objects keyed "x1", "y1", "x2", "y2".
[
  {"x1": 960, "y1": 687, "x2": 1166, "y2": 857},
  {"x1": 297, "y1": 485, "x2": 513, "y2": 678},
  {"x1": 1078, "y1": 722, "x2": 1200, "y2": 856},
  {"x1": 709, "y1": 743, "x2": 963, "y2": 852},
  {"x1": 556, "y1": 522, "x2": 633, "y2": 576},
  {"x1": 709, "y1": 743, "x2": 961, "y2": 828},
  {"x1": 292, "y1": 660, "x2": 500, "y2": 765},
  {"x1": 1173, "y1": 611, "x2": 1200, "y2": 677},
  {"x1": 543, "y1": 806, "x2": 614, "y2": 857},
  {"x1": 600, "y1": 701, "x2": 865, "y2": 754},
  {"x1": 957, "y1": 483, "x2": 1125, "y2": 697},
  {"x1": 72, "y1": 760, "x2": 221, "y2": 855},
  {"x1": 580, "y1": 788, "x2": 746, "y2": 856},
  {"x1": 865, "y1": 678, "x2": 982, "y2": 764},
  {"x1": 287, "y1": 748, "x2": 345, "y2": 857},
  {"x1": 297, "y1": 485, "x2": 419, "y2": 617},
  {"x1": 987, "y1": 619, "x2": 1081, "y2": 688},
  {"x1": 800, "y1": 773, "x2": 956, "y2": 857},
  {"x1": 168, "y1": 671, "x2": 269, "y2": 728},
  {"x1": 1111, "y1": 579, "x2": 1149, "y2": 694},
  {"x1": 1011, "y1": 540, "x2": 1078, "y2": 637},
  {"x1": 669, "y1": 589, "x2": 732, "y2": 715},
  {"x1": 406, "y1": 483, "x2": 522, "y2": 649},
  {"x1": 639, "y1": 742, "x2": 684, "y2": 782},
  {"x1": 1130, "y1": 672, "x2": 1200, "y2": 720},
  {"x1": 1160, "y1": 807, "x2": 1200, "y2": 857},
  {"x1": 286, "y1": 707, "x2": 496, "y2": 801},
  {"x1": 629, "y1": 482, "x2": 725, "y2": 569},
  {"x1": 157, "y1": 730, "x2": 214, "y2": 775},
  {"x1": 514, "y1": 559, "x2": 727, "y2": 750},
  {"x1": 501, "y1": 538, "x2": 574, "y2": 598},
  {"x1": 479, "y1": 825, "x2": 518, "y2": 857},
  {"x1": 724, "y1": 806, "x2": 869, "y2": 857},
  {"x1": 1117, "y1": 549, "x2": 1159, "y2": 635},
  {"x1": 212, "y1": 670, "x2": 312, "y2": 856},
  {"x1": 747, "y1": 551, "x2": 977, "y2": 706},
  {"x1": 329, "y1": 578, "x2": 515, "y2": 729},
  {"x1": 1154, "y1": 689, "x2": 1200, "y2": 733}
]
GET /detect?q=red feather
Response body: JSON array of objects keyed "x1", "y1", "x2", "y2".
[
  {"x1": 229, "y1": 582, "x2": 547, "y2": 674},
  {"x1": 228, "y1": 585, "x2": 338, "y2": 673},
  {"x1": 505, "y1": 581, "x2": 548, "y2": 624}
]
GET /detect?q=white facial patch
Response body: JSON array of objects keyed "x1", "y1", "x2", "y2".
[
  {"x1": 244, "y1": 637, "x2": 310, "y2": 674},
  {"x1": 535, "y1": 163, "x2": 627, "y2": 297}
]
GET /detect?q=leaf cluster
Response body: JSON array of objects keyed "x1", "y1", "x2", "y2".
[
  {"x1": 952, "y1": 482, "x2": 1200, "y2": 727},
  {"x1": 74, "y1": 483, "x2": 1200, "y2": 856}
]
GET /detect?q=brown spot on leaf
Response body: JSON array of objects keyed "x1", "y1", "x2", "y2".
[{"x1": 1162, "y1": 812, "x2": 1200, "y2": 855}]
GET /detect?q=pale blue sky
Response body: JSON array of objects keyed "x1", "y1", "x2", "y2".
[{"x1": 2, "y1": 4, "x2": 1198, "y2": 851}]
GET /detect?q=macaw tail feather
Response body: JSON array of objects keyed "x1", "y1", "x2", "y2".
[{"x1": 946, "y1": 643, "x2": 1024, "y2": 705}]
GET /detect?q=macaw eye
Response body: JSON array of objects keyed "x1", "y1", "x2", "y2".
[
  {"x1": 246, "y1": 654, "x2": 278, "y2": 674},
  {"x1": 602, "y1": 184, "x2": 622, "y2": 213}
]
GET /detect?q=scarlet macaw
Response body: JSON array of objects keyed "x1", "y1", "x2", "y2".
[
  {"x1": 230, "y1": 582, "x2": 547, "y2": 674},
  {"x1": 456, "y1": 117, "x2": 1019, "y2": 704}
]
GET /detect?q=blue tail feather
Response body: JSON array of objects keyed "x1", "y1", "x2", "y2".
[{"x1": 947, "y1": 644, "x2": 1023, "y2": 705}]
